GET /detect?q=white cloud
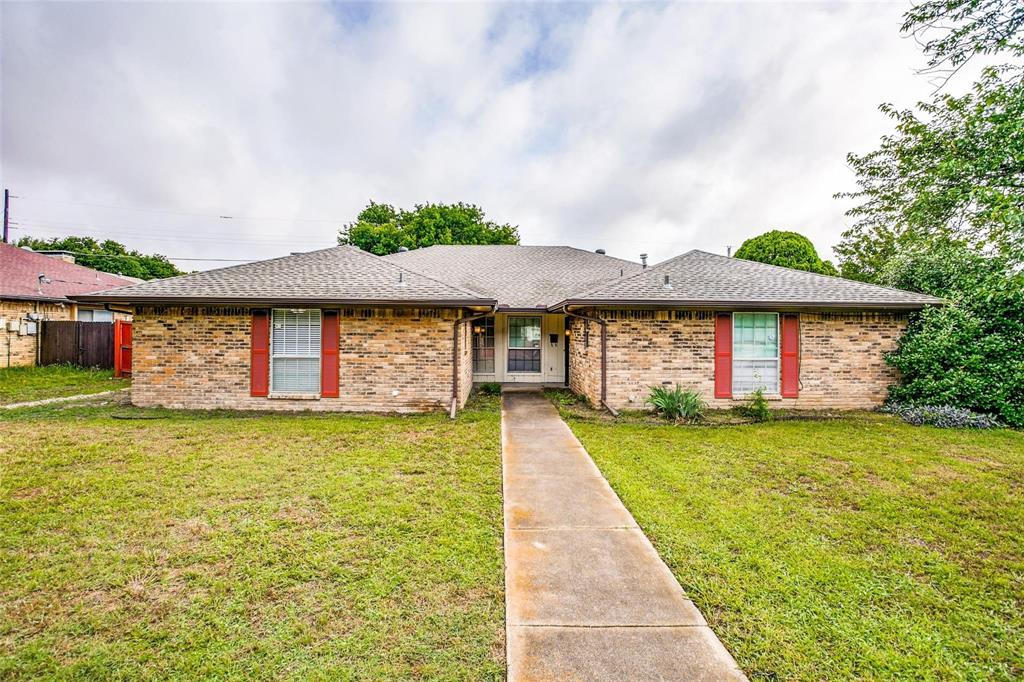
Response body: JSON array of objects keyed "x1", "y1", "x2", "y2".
[{"x1": 1, "y1": 1, "x2": 941, "y2": 269}]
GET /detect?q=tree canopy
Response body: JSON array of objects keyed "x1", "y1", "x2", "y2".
[
  {"x1": 15, "y1": 236, "x2": 183, "y2": 280},
  {"x1": 835, "y1": 0, "x2": 1024, "y2": 282},
  {"x1": 734, "y1": 230, "x2": 837, "y2": 275},
  {"x1": 835, "y1": 70, "x2": 1024, "y2": 281},
  {"x1": 338, "y1": 201, "x2": 520, "y2": 255}
]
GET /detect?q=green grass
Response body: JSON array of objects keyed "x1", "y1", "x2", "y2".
[
  {"x1": 0, "y1": 365, "x2": 129, "y2": 405},
  {"x1": 0, "y1": 396, "x2": 504, "y2": 680},
  {"x1": 563, "y1": 413, "x2": 1024, "y2": 680}
]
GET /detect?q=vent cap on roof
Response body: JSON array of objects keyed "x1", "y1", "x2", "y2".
[
  {"x1": 595, "y1": 248, "x2": 606, "y2": 255},
  {"x1": 397, "y1": 246, "x2": 409, "y2": 252}
]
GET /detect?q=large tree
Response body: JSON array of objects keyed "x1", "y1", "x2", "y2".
[
  {"x1": 835, "y1": 70, "x2": 1024, "y2": 281},
  {"x1": 835, "y1": 0, "x2": 1024, "y2": 282},
  {"x1": 16, "y1": 236, "x2": 182, "y2": 280},
  {"x1": 734, "y1": 230, "x2": 837, "y2": 275},
  {"x1": 338, "y1": 201, "x2": 519, "y2": 255}
]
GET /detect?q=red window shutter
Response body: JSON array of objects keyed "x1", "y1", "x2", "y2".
[
  {"x1": 714, "y1": 313, "x2": 732, "y2": 398},
  {"x1": 321, "y1": 310, "x2": 340, "y2": 398},
  {"x1": 251, "y1": 310, "x2": 270, "y2": 397},
  {"x1": 780, "y1": 313, "x2": 800, "y2": 398}
]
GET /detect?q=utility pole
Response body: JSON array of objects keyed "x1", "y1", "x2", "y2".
[{"x1": 3, "y1": 189, "x2": 9, "y2": 244}]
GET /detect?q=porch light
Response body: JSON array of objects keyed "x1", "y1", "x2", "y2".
[{"x1": 564, "y1": 328, "x2": 571, "y2": 336}]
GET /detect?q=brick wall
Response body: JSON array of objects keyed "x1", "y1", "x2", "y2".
[
  {"x1": 0, "y1": 300, "x2": 72, "y2": 367},
  {"x1": 131, "y1": 306, "x2": 463, "y2": 413},
  {"x1": 456, "y1": 319, "x2": 473, "y2": 408},
  {"x1": 569, "y1": 309, "x2": 908, "y2": 411},
  {"x1": 568, "y1": 316, "x2": 601, "y2": 405}
]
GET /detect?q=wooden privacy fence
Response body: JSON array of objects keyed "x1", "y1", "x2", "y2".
[{"x1": 40, "y1": 321, "x2": 115, "y2": 369}]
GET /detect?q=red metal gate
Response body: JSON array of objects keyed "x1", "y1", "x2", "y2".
[{"x1": 114, "y1": 320, "x2": 132, "y2": 377}]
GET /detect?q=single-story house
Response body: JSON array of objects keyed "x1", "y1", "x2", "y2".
[
  {"x1": 74, "y1": 244, "x2": 941, "y2": 413},
  {"x1": 1, "y1": 242, "x2": 136, "y2": 367}
]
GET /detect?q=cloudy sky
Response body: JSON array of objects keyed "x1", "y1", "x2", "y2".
[{"x1": 2, "y1": 1, "x2": 940, "y2": 270}]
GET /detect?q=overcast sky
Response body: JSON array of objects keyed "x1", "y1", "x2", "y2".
[{"x1": 2, "y1": 1, "x2": 940, "y2": 270}]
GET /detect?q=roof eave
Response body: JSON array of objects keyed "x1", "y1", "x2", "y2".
[
  {"x1": 1, "y1": 293, "x2": 73, "y2": 304},
  {"x1": 71, "y1": 294, "x2": 499, "y2": 309},
  {"x1": 549, "y1": 298, "x2": 942, "y2": 312}
]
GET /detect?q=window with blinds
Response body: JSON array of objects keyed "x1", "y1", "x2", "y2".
[
  {"x1": 732, "y1": 312, "x2": 779, "y2": 395},
  {"x1": 271, "y1": 309, "x2": 321, "y2": 394}
]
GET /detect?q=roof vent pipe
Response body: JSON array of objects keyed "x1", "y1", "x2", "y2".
[
  {"x1": 595, "y1": 248, "x2": 606, "y2": 255},
  {"x1": 663, "y1": 274, "x2": 672, "y2": 289},
  {"x1": 640, "y1": 253, "x2": 648, "y2": 269}
]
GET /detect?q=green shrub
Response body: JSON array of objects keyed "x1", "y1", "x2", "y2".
[
  {"x1": 477, "y1": 382, "x2": 501, "y2": 396},
  {"x1": 646, "y1": 384, "x2": 705, "y2": 422},
  {"x1": 737, "y1": 388, "x2": 773, "y2": 422},
  {"x1": 884, "y1": 264, "x2": 1024, "y2": 427}
]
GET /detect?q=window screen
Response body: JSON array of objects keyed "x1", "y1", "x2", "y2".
[
  {"x1": 472, "y1": 316, "x2": 495, "y2": 373},
  {"x1": 271, "y1": 309, "x2": 321, "y2": 394},
  {"x1": 732, "y1": 313, "x2": 779, "y2": 395},
  {"x1": 508, "y1": 317, "x2": 541, "y2": 373}
]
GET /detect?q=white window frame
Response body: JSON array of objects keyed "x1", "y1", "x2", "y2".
[
  {"x1": 507, "y1": 315, "x2": 542, "y2": 374},
  {"x1": 270, "y1": 308, "x2": 322, "y2": 395},
  {"x1": 732, "y1": 312, "x2": 780, "y2": 396}
]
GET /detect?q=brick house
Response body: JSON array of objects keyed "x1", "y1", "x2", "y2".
[
  {"x1": 1, "y1": 243, "x2": 135, "y2": 367},
  {"x1": 74, "y1": 244, "x2": 940, "y2": 413}
]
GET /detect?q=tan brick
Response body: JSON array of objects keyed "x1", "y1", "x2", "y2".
[
  {"x1": 569, "y1": 309, "x2": 907, "y2": 411},
  {"x1": 131, "y1": 306, "x2": 471, "y2": 413}
]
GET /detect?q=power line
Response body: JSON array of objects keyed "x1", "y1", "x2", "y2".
[
  {"x1": 18, "y1": 194, "x2": 347, "y2": 223},
  {"x1": 11, "y1": 219, "x2": 332, "y2": 246},
  {"x1": 32, "y1": 250, "x2": 255, "y2": 263}
]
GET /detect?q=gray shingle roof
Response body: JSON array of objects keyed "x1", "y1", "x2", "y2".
[
  {"x1": 74, "y1": 246, "x2": 495, "y2": 306},
  {"x1": 384, "y1": 245, "x2": 642, "y2": 309},
  {"x1": 556, "y1": 250, "x2": 942, "y2": 308}
]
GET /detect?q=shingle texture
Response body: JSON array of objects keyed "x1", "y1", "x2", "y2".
[
  {"x1": 76, "y1": 246, "x2": 493, "y2": 304},
  {"x1": 1, "y1": 243, "x2": 136, "y2": 302},
  {"x1": 563, "y1": 250, "x2": 942, "y2": 307},
  {"x1": 384, "y1": 245, "x2": 642, "y2": 309}
]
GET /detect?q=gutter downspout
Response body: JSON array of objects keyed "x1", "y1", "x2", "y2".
[
  {"x1": 451, "y1": 306, "x2": 497, "y2": 419},
  {"x1": 560, "y1": 306, "x2": 619, "y2": 417}
]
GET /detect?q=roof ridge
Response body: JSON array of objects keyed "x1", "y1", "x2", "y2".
[
  {"x1": 566, "y1": 249, "x2": 700, "y2": 300},
  {"x1": 558, "y1": 245, "x2": 641, "y2": 266},
  {"x1": 694, "y1": 249, "x2": 943, "y2": 299},
  {"x1": 344, "y1": 246, "x2": 492, "y2": 299}
]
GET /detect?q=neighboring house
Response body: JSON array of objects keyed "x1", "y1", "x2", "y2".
[
  {"x1": 74, "y1": 244, "x2": 940, "y2": 413},
  {"x1": 0, "y1": 242, "x2": 136, "y2": 367}
]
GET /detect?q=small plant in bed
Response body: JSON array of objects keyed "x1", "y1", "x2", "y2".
[
  {"x1": 884, "y1": 403, "x2": 1001, "y2": 429},
  {"x1": 646, "y1": 384, "x2": 705, "y2": 422},
  {"x1": 737, "y1": 388, "x2": 773, "y2": 422},
  {"x1": 477, "y1": 382, "x2": 502, "y2": 396}
]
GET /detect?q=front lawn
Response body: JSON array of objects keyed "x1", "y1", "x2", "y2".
[
  {"x1": 0, "y1": 365, "x2": 129, "y2": 405},
  {"x1": 0, "y1": 397, "x2": 504, "y2": 679},
  {"x1": 564, "y1": 413, "x2": 1024, "y2": 680}
]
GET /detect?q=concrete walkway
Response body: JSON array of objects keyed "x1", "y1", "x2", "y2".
[{"x1": 502, "y1": 391, "x2": 746, "y2": 681}]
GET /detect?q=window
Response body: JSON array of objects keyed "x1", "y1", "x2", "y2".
[
  {"x1": 507, "y1": 316, "x2": 541, "y2": 373},
  {"x1": 78, "y1": 309, "x2": 113, "y2": 322},
  {"x1": 472, "y1": 316, "x2": 495, "y2": 373},
  {"x1": 732, "y1": 312, "x2": 779, "y2": 395},
  {"x1": 271, "y1": 309, "x2": 321, "y2": 394}
]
